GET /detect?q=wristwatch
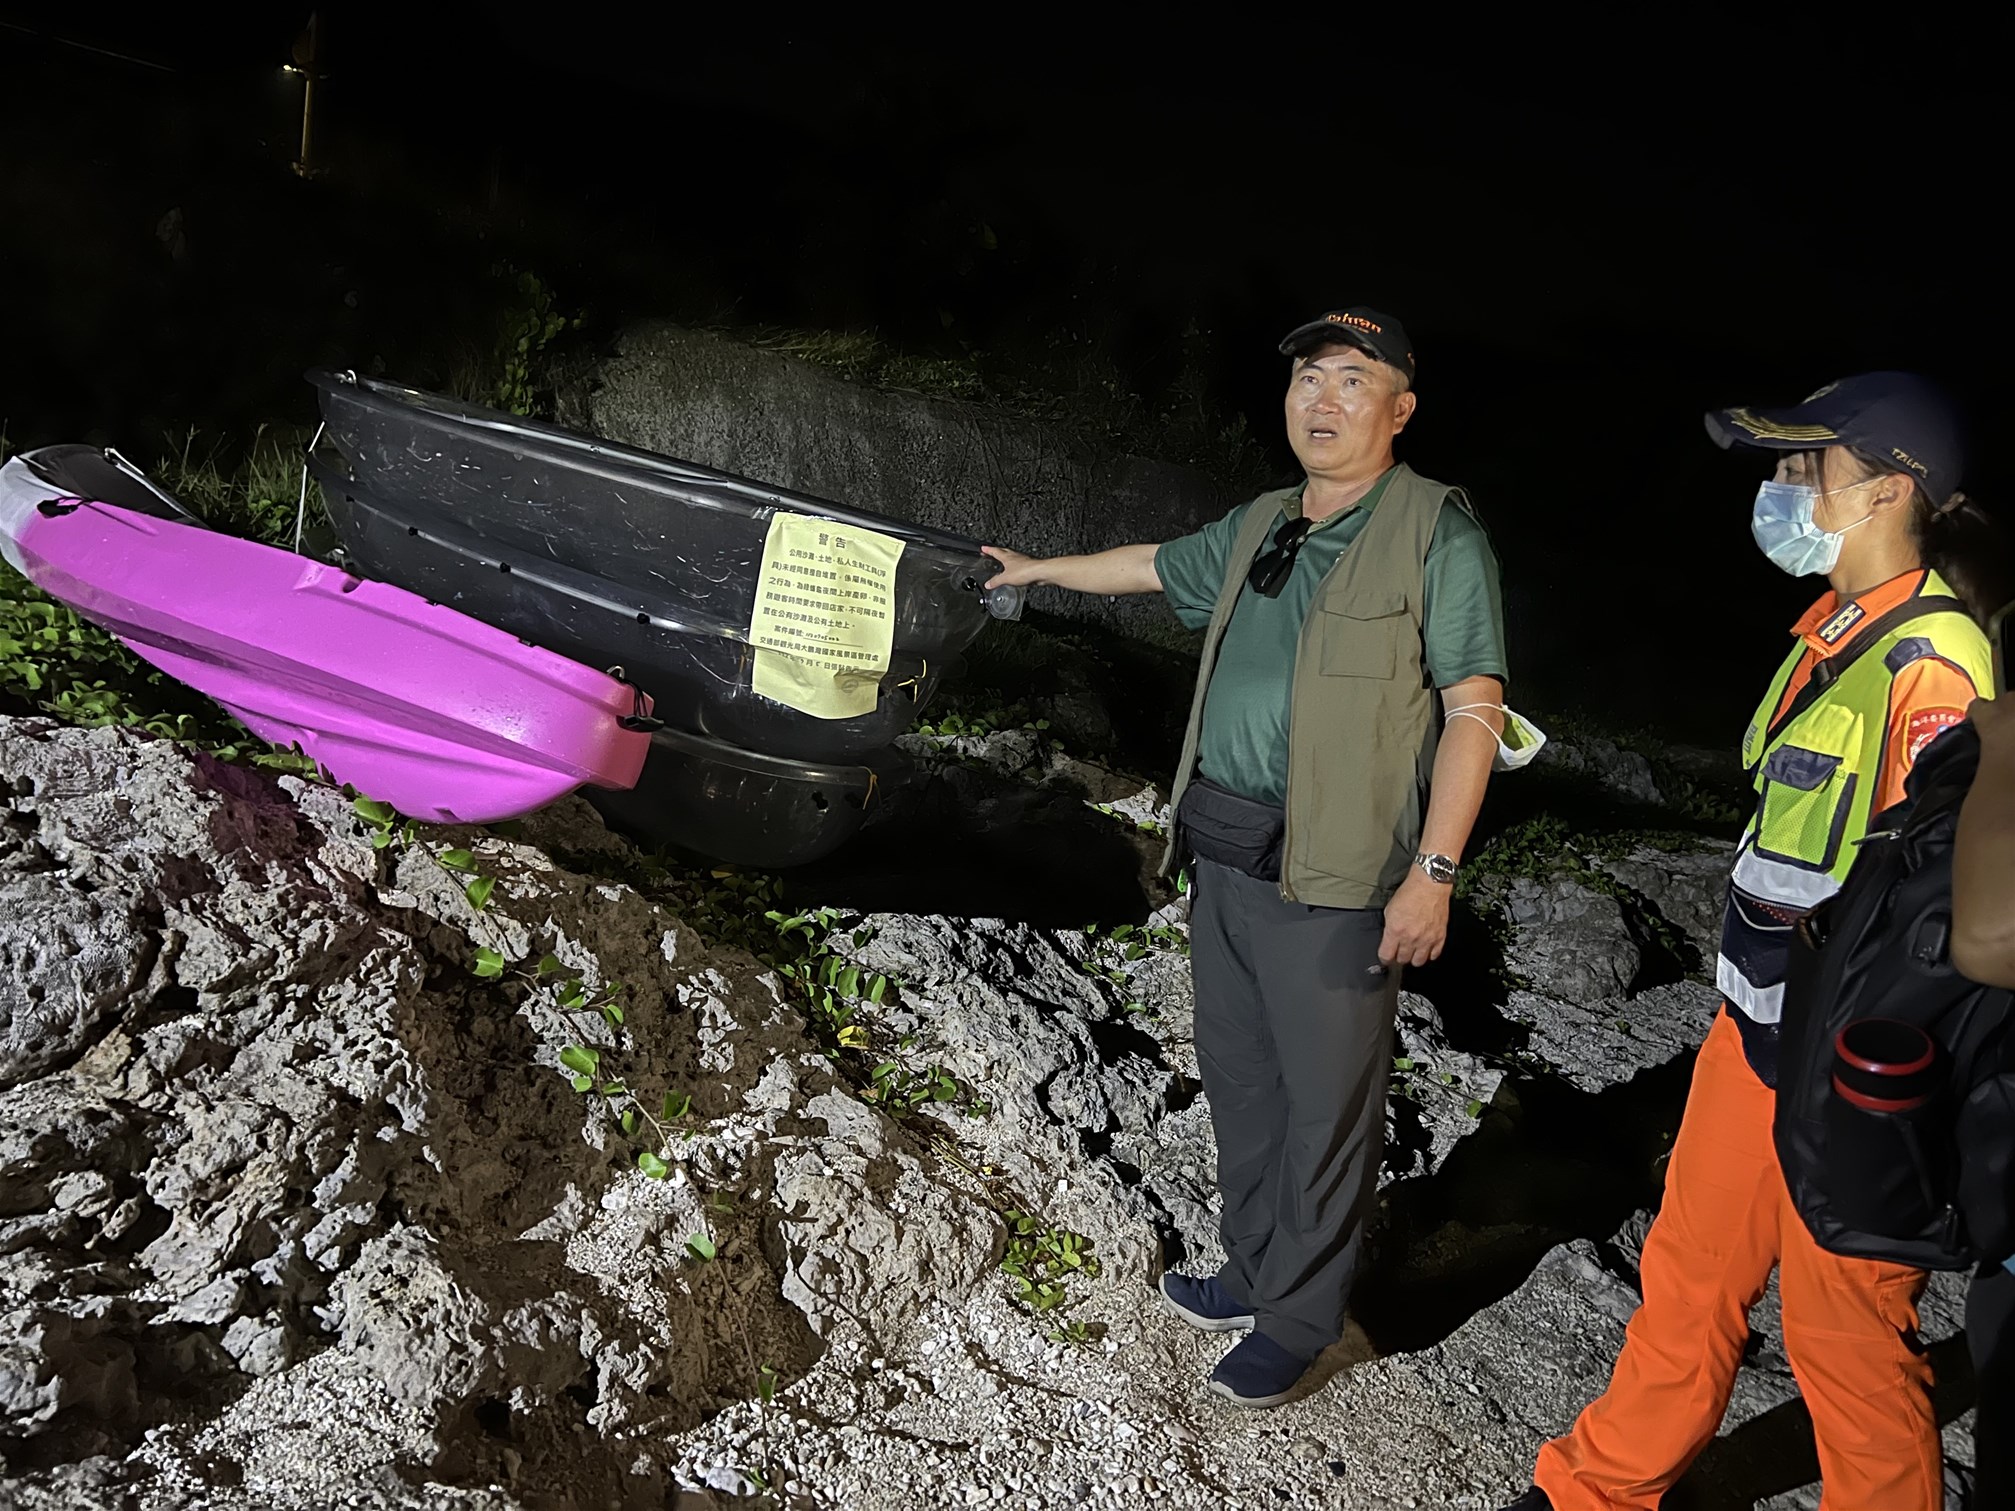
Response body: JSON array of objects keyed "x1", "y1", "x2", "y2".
[{"x1": 1414, "y1": 851, "x2": 1458, "y2": 885}]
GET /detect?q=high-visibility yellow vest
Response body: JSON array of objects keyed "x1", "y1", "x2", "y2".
[{"x1": 1718, "y1": 571, "x2": 1992, "y2": 1026}]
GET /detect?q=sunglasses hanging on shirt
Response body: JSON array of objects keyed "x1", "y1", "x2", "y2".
[{"x1": 1247, "y1": 514, "x2": 1315, "y2": 598}]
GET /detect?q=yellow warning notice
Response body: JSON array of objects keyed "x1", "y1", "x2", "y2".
[{"x1": 749, "y1": 512, "x2": 906, "y2": 719}]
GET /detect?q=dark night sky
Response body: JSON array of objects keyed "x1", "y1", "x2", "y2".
[{"x1": 3, "y1": 7, "x2": 2010, "y2": 739}]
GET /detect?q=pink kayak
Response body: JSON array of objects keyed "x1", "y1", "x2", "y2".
[{"x1": 0, "y1": 452, "x2": 653, "y2": 823}]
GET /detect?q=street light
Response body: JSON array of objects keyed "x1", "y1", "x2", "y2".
[{"x1": 283, "y1": 12, "x2": 328, "y2": 179}]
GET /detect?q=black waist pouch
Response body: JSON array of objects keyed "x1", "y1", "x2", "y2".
[{"x1": 1176, "y1": 775, "x2": 1285, "y2": 882}]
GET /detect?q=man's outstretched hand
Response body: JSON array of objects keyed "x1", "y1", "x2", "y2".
[
  {"x1": 1378, "y1": 869, "x2": 1451, "y2": 969},
  {"x1": 979, "y1": 545, "x2": 1045, "y2": 587},
  {"x1": 978, "y1": 542, "x2": 1163, "y2": 597}
]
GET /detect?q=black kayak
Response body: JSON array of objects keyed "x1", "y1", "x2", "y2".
[
  {"x1": 583, "y1": 724, "x2": 897, "y2": 870},
  {"x1": 307, "y1": 368, "x2": 1006, "y2": 764}
]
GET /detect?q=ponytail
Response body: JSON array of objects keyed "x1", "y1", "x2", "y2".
[
  {"x1": 1913, "y1": 491, "x2": 2014, "y2": 628},
  {"x1": 1839, "y1": 446, "x2": 2013, "y2": 626}
]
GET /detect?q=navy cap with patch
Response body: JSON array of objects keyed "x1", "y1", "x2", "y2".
[
  {"x1": 1704, "y1": 371, "x2": 1964, "y2": 507},
  {"x1": 1278, "y1": 306, "x2": 1416, "y2": 382}
]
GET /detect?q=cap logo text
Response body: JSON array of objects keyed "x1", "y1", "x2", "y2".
[
  {"x1": 1326, "y1": 312, "x2": 1383, "y2": 335},
  {"x1": 1890, "y1": 447, "x2": 1930, "y2": 478}
]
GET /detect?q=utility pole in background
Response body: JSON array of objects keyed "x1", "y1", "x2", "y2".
[{"x1": 284, "y1": 12, "x2": 328, "y2": 179}]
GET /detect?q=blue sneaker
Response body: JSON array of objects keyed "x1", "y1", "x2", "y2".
[
  {"x1": 1206, "y1": 1331, "x2": 1313, "y2": 1408},
  {"x1": 1157, "y1": 1272, "x2": 1255, "y2": 1332}
]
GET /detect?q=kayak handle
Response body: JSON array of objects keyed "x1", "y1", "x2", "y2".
[{"x1": 606, "y1": 669, "x2": 665, "y2": 733}]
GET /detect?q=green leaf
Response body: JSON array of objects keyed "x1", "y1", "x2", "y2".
[
  {"x1": 637, "y1": 1150, "x2": 670, "y2": 1179},
  {"x1": 869, "y1": 974, "x2": 888, "y2": 1004},
  {"x1": 369, "y1": 828, "x2": 392, "y2": 850},
  {"x1": 570, "y1": 1073, "x2": 594, "y2": 1093},
  {"x1": 473, "y1": 947, "x2": 506, "y2": 978},
  {"x1": 758, "y1": 1364, "x2": 778, "y2": 1403},
  {"x1": 836, "y1": 1024, "x2": 869, "y2": 1050},
  {"x1": 838, "y1": 966, "x2": 861, "y2": 999},
  {"x1": 620, "y1": 1109, "x2": 639, "y2": 1136},
  {"x1": 535, "y1": 953, "x2": 566, "y2": 977},
  {"x1": 601, "y1": 999, "x2": 625, "y2": 1026},
  {"x1": 559, "y1": 1044, "x2": 600, "y2": 1076},
  {"x1": 685, "y1": 1232, "x2": 717, "y2": 1262},
  {"x1": 464, "y1": 876, "x2": 496, "y2": 912},
  {"x1": 1393, "y1": 1057, "x2": 1415, "y2": 1072},
  {"x1": 437, "y1": 848, "x2": 478, "y2": 873},
  {"x1": 662, "y1": 1092, "x2": 691, "y2": 1120},
  {"x1": 1465, "y1": 1098, "x2": 1485, "y2": 1119},
  {"x1": 353, "y1": 797, "x2": 396, "y2": 826},
  {"x1": 559, "y1": 983, "x2": 588, "y2": 1010}
]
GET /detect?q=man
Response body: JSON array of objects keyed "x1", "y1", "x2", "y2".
[{"x1": 982, "y1": 307, "x2": 1508, "y2": 1405}]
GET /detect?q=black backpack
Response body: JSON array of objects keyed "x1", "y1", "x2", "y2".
[{"x1": 1775, "y1": 720, "x2": 2015, "y2": 1270}]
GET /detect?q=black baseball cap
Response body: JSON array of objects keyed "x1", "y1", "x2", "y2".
[
  {"x1": 1704, "y1": 372, "x2": 1964, "y2": 507},
  {"x1": 1277, "y1": 307, "x2": 1416, "y2": 382}
]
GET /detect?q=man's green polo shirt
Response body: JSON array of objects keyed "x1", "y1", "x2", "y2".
[{"x1": 1154, "y1": 468, "x2": 1508, "y2": 805}]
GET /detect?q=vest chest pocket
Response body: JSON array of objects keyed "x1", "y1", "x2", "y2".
[
  {"x1": 1316, "y1": 590, "x2": 1408, "y2": 680},
  {"x1": 1755, "y1": 743, "x2": 1857, "y2": 874}
]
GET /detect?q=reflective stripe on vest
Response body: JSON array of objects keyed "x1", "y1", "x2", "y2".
[{"x1": 1718, "y1": 573, "x2": 1991, "y2": 1027}]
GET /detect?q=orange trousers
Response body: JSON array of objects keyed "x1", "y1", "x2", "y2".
[{"x1": 1534, "y1": 1009, "x2": 1940, "y2": 1510}]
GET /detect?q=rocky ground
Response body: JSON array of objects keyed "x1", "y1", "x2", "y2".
[{"x1": 0, "y1": 716, "x2": 1981, "y2": 1509}]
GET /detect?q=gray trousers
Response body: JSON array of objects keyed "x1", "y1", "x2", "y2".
[{"x1": 1188, "y1": 858, "x2": 1399, "y2": 1360}]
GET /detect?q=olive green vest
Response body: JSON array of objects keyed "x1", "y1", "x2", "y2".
[{"x1": 1163, "y1": 462, "x2": 1466, "y2": 908}]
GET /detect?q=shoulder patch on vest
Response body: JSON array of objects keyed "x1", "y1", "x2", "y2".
[
  {"x1": 1906, "y1": 708, "x2": 1967, "y2": 764},
  {"x1": 1884, "y1": 635, "x2": 1937, "y2": 673}
]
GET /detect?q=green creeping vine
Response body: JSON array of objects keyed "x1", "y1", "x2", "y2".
[
  {"x1": 1389, "y1": 1055, "x2": 1487, "y2": 1123},
  {"x1": 899, "y1": 1129, "x2": 1103, "y2": 1337},
  {"x1": 1456, "y1": 813, "x2": 1704, "y2": 982},
  {"x1": 1076, "y1": 919, "x2": 1189, "y2": 1002},
  {"x1": 1090, "y1": 800, "x2": 1167, "y2": 838},
  {"x1": 463, "y1": 930, "x2": 776, "y2": 1401},
  {"x1": 910, "y1": 702, "x2": 1054, "y2": 743},
  {"x1": 438, "y1": 834, "x2": 1101, "y2": 1348},
  {"x1": 1000, "y1": 1209, "x2": 1103, "y2": 1316}
]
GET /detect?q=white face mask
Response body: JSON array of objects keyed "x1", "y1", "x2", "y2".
[
  {"x1": 1750, "y1": 475, "x2": 1881, "y2": 577},
  {"x1": 1446, "y1": 702, "x2": 1547, "y2": 771}
]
